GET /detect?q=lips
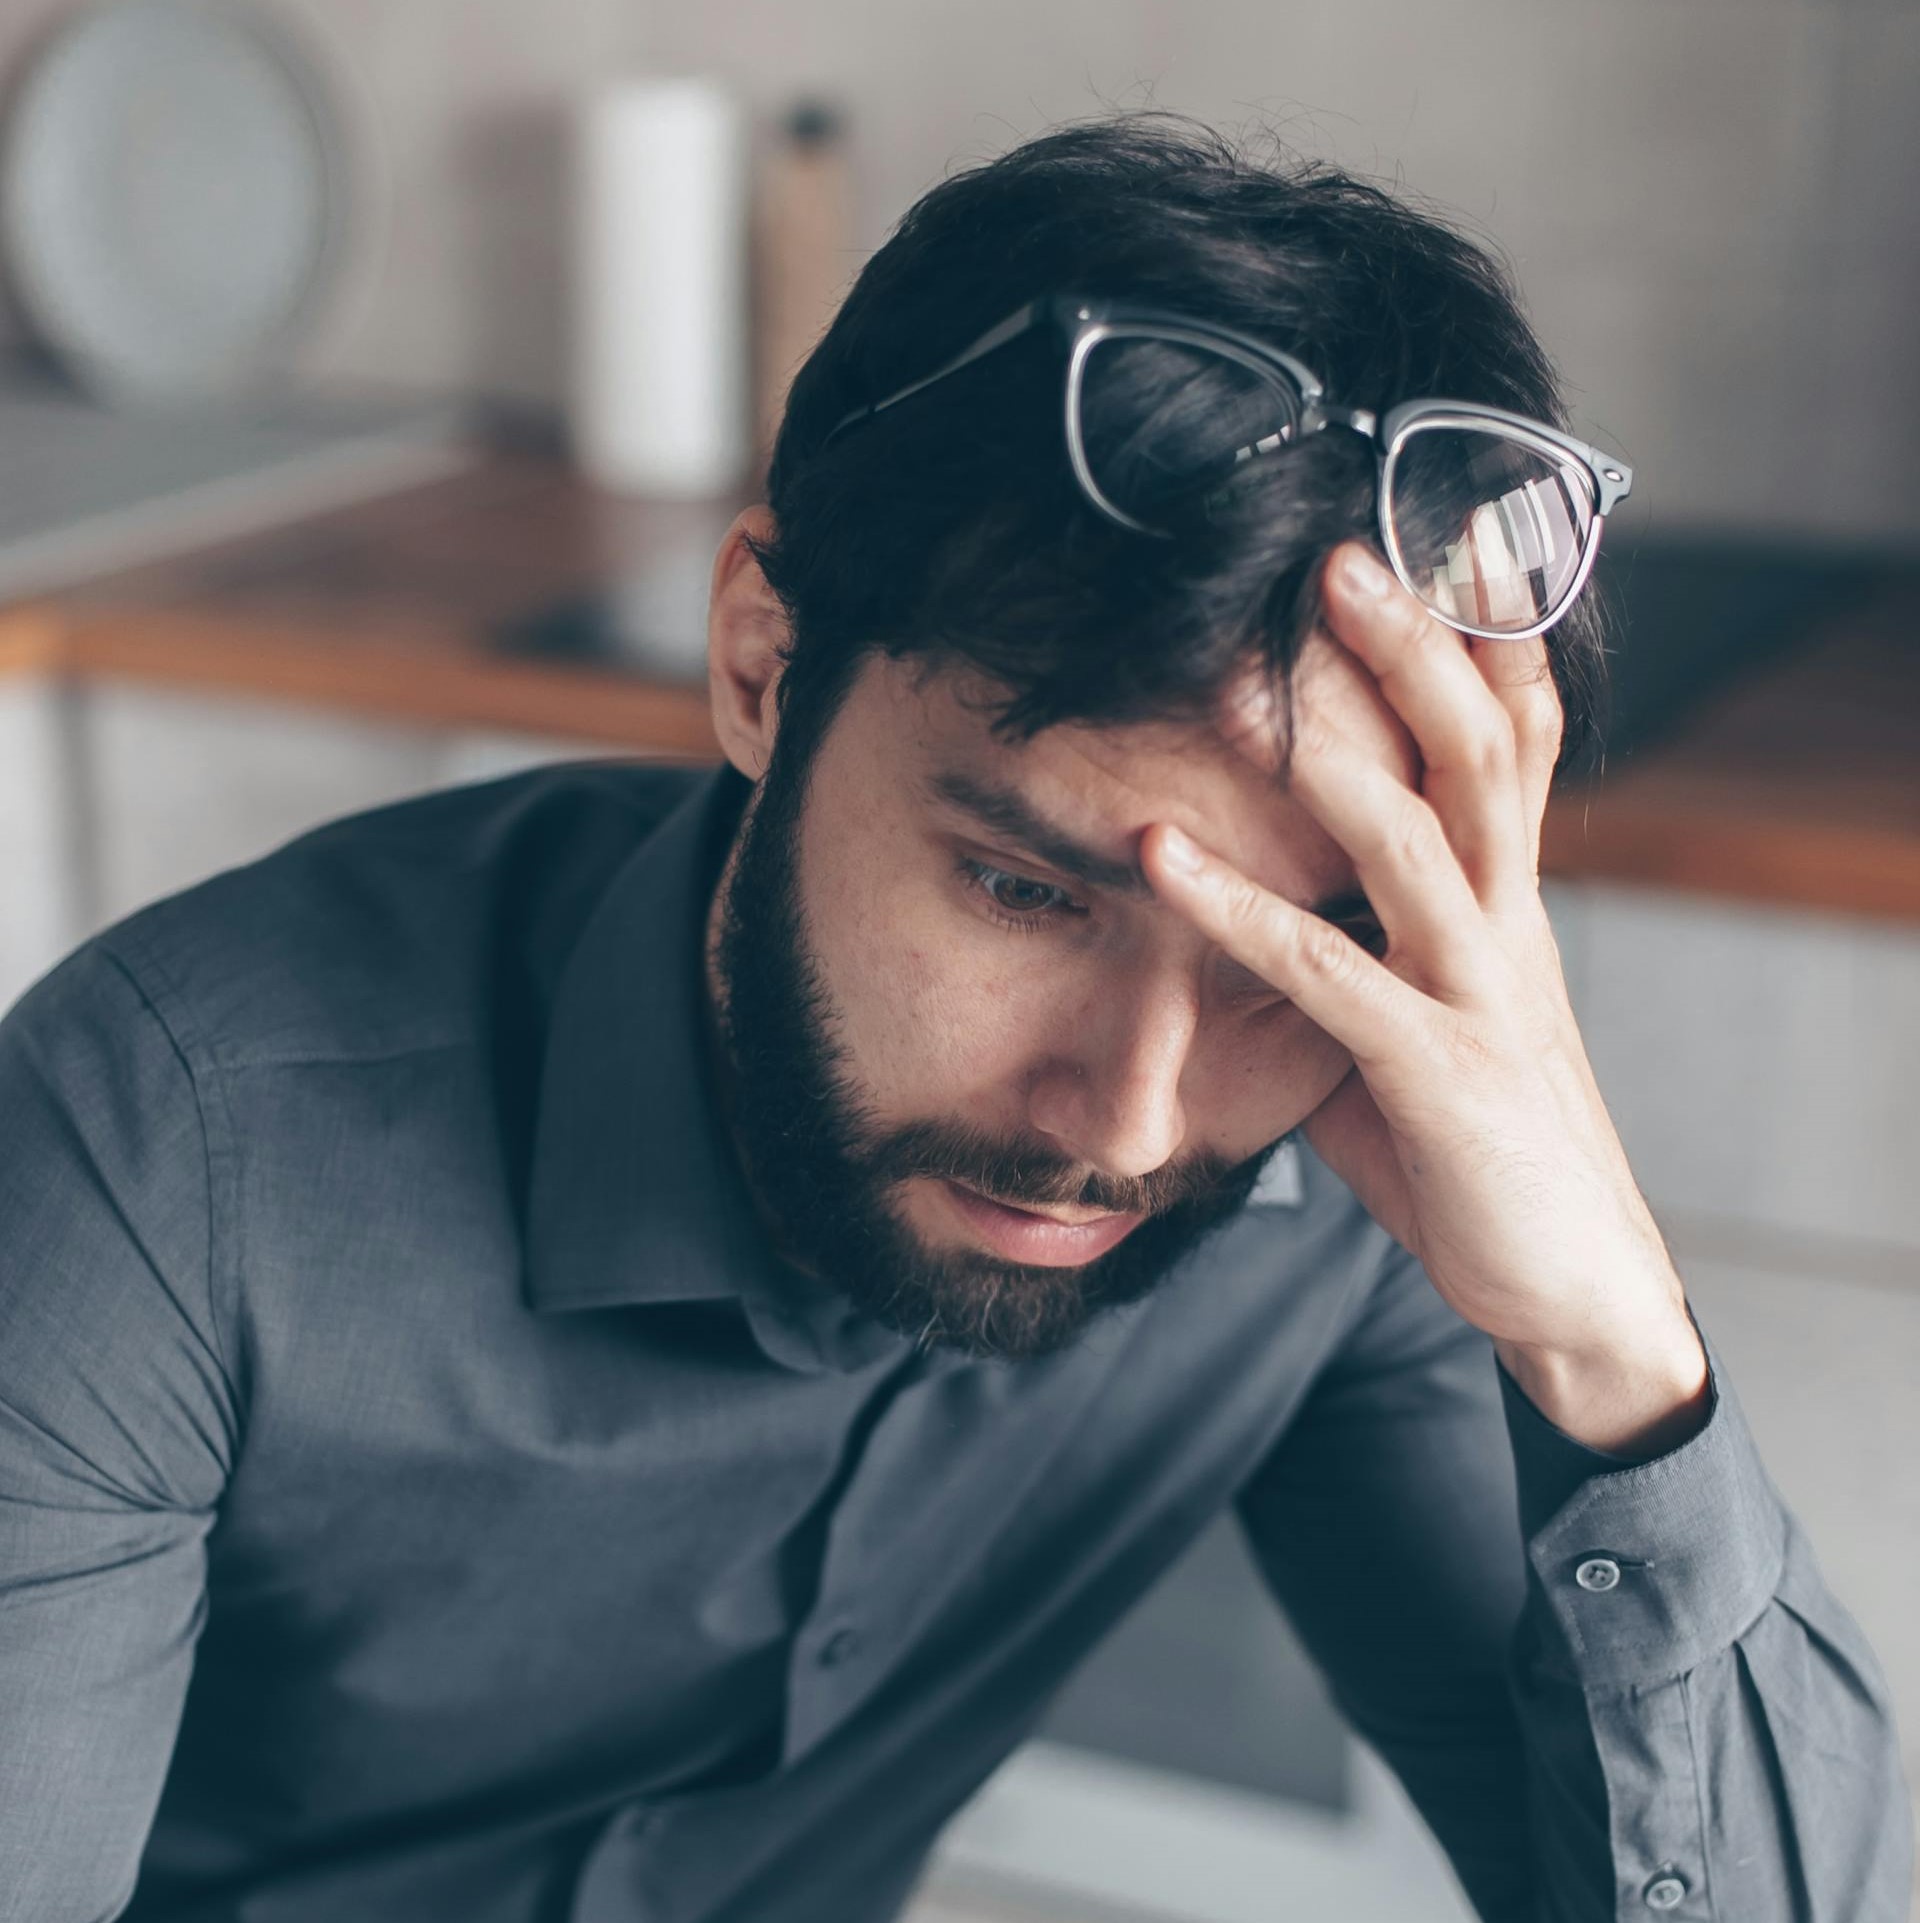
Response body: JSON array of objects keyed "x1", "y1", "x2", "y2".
[{"x1": 936, "y1": 1179, "x2": 1144, "y2": 1267}]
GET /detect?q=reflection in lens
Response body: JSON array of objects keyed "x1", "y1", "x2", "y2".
[
  {"x1": 1386, "y1": 425, "x2": 1594, "y2": 633},
  {"x1": 1076, "y1": 334, "x2": 1300, "y2": 528}
]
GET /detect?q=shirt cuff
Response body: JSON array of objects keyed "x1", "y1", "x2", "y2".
[{"x1": 1497, "y1": 1301, "x2": 1789, "y2": 1686}]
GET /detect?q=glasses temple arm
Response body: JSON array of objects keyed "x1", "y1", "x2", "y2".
[{"x1": 822, "y1": 301, "x2": 1046, "y2": 446}]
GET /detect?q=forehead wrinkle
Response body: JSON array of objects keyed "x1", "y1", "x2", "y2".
[
  {"x1": 920, "y1": 764, "x2": 1375, "y2": 927},
  {"x1": 923, "y1": 769, "x2": 1153, "y2": 899},
  {"x1": 1040, "y1": 722, "x2": 1375, "y2": 926}
]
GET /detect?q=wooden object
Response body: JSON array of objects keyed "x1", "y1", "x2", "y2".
[{"x1": 751, "y1": 100, "x2": 855, "y2": 483}]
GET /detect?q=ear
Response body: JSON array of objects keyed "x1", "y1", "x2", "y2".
[{"x1": 706, "y1": 504, "x2": 790, "y2": 783}]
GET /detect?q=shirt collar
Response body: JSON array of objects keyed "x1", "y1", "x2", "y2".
[{"x1": 524, "y1": 762, "x2": 914, "y2": 1376}]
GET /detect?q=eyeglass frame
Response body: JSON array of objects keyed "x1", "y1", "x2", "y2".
[{"x1": 818, "y1": 294, "x2": 1633, "y2": 643}]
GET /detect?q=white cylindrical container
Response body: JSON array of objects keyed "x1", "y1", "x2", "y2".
[{"x1": 569, "y1": 77, "x2": 750, "y2": 497}]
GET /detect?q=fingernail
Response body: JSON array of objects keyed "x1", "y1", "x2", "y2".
[
  {"x1": 1341, "y1": 546, "x2": 1394, "y2": 600},
  {"x1": 1157, "y1": 826, "x2": 1203, "y2": 874}
]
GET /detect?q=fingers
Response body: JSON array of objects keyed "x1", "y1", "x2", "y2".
[
  {"x1": 1319, "y1": 543, "x2": 1556, "y2": 906},
  {"x1": 1284, "y1": 713, "x2": 1493, "y2": 999},
  {"x1": 1141, "y1": 821, "x2": 1431, "y2": 1073},
  {"x1": 1466, "y1": 632, "x2": 1563, "y2": 872}
]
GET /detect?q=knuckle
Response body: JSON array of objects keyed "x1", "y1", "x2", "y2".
[
  {"x1": 1463, "y1": 713, "x2": 1517, "y2": 781},
  {"x1": 1297, "y1": 913, "x2": 1364, "y2": 982},
  {"x1": 1219, "y1": 872, "x2": 1269, "y2": 935},
  {"x1": 1388, "y1": 797, "x2": 1447, "y2": 871}
]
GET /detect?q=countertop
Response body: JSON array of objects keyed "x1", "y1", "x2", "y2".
[{"x1": 2, "y1": 449, "x2": 1914, "y2": 922}]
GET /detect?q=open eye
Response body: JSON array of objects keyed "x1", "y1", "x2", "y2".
[{"x1": 957, "y1": 858, "x2": 1085, "y2": 932}]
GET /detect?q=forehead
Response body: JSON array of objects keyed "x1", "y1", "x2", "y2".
[{"x1": 839, "y1": 637, "x2": 1423, "y2": 908}]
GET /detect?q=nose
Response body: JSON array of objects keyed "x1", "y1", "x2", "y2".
[{"x1": 1025, "y1": 971, "x2": 1196, "y2": 1182}]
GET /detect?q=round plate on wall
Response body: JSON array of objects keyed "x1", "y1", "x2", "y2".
[{"x1": 1, "y1": 0, "x2": 351, "y2": 406}]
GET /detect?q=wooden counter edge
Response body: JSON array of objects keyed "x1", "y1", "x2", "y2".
[
  {"x1": 1542, "y1": 790, "x2": 1920, "y2": 923},
  {"x1": 0, "y1": 603, "x2": 71, "y2": 676},
  {"x1": 4, "y1": 599, "x2": 1915, "y2": 923},
  {"x1": 18, "y1": 602, "x2": 721, "y2": 760}
]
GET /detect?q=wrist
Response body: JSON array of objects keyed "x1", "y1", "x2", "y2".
[{"x1": 1494, "y1": 1310, "x2": 1710, "y2": 1460}]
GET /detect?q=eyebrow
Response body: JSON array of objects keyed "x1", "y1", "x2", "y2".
[{"x1": 925, "y1": 769, "x2": 1378, "y2": 925}]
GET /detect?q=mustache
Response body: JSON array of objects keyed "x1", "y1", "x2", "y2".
[{"x1": 864, "y1": 1118, "x2": 1258, "y2": 1218}]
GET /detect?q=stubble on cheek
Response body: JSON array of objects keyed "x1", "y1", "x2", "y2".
[
  {"x1": 796, "y1": 827, "x2": 984, "y2": 1105},
  {"x1": 849, "y1": 924, "x2": 1031, "y2": 1116}
]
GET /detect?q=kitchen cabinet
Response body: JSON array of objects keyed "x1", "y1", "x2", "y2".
[
  {"x1": 0, "y1": 672, "x2": 83, "y2": 1011},
  {"x1": 64, "y1": 681, "x2": 631, "y2": 943},
  {"x1": 1551, "y1": 879, "x2": 1920, "y2": 1257},
  {"x1": 82, "y1": 683, "x2": 449, "y2": 934},
  {"x1": 2, "y1": 678, "x2": 649, "y2": 1012}
]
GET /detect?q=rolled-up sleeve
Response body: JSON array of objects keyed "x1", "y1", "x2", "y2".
[
  {"x1": 0, "y1": 940, "x2": 237, "y2": 1922},
  {"x1": 1234, "y1": 1232, "x2": 1912, "y2": 1922}
]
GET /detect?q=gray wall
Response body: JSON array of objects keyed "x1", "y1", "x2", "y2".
[
  {"x1": 634, "y1": 0, "x2": 1920, "y2": 548},
  {"x1": 2, "y1": 0, "x2": 1915, "y2": 544}
]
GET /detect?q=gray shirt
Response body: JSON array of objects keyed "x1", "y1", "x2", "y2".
[{"x1": 0, "y1": 760, "x2": 1908, "y2": 1923}]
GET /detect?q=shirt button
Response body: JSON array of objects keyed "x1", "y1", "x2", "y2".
[
  {"x1": 817, "y1": 1627, "x2": 861, "y2": 1669},
  {"x1": 1643, "y1": 1870, "x2": 1688, "y2": 1909},
  {"x1": 1575, "y1": 1556, "x2": 1622, "y2": 1592}
]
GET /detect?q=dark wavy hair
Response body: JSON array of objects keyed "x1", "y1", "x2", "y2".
[{"x1": 747, "y1": 110, "x2": 1608, "y2": 777}]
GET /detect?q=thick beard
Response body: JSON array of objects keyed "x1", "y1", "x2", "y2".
[{"x1": 708, "y1": 736, "x2": 1279, "y2": 1363}]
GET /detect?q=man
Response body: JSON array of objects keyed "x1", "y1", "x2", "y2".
[{"x1": 0, "y1": 114, "x2": 1908, "y2": 1922}]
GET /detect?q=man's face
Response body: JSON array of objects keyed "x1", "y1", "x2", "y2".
[{"x1": 708, "y1": 632, "x2": 1420, "y2": 1362}]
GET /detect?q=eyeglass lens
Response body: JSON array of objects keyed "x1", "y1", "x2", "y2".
[
  {"x1": 1075, "y1": 334, "x2": 1302, "y2": 525},
  {"x1": 1384, "y1": 424, "x2": 1595, "y2": 634},
  {"x1": 1072, "y1": 335, "x2": 1597, "y2": 635}
]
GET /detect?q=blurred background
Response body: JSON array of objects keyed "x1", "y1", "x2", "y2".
[{"x1": 0, "y1": 2, "x2": 1914, "y2": 1918}]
